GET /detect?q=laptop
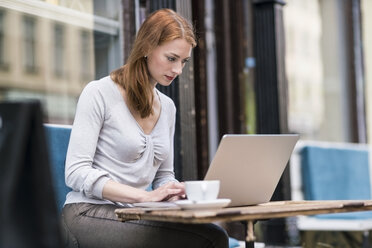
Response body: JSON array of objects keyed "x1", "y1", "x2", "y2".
[
  {"x1": 130, "y1": 134, "x2": 299, "y2": 209},
  {"x1": 204, "y1": 134, "x2": 299, "y2": 207}
]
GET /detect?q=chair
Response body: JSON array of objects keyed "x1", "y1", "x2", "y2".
[
  {"x1": 291, "y1": 141, "x2": 372, "y2": 247},
  {"x1": 44, "y1": 124, "x2": 72, "y2": 212},
  {"x1": 0, "y1": 101, "x2": 63, "y2": 247},
  {"x1": 43, "y1": 124, "x2": 240, "y2": 248}
]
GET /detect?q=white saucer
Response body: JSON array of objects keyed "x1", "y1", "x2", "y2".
[{"x1": 174, "y1": 199, "x2": 231, "y2": 210}]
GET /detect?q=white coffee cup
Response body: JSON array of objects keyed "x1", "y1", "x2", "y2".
[{"x1": 185, "y1": 180, "x2": 220, "y2": 202}]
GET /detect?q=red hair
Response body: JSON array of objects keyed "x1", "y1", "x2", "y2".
[{"x1": 111, "y1": 8, "x2": 196, "y2": 118}]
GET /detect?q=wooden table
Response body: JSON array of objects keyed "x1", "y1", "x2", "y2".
[{"x1": 115, "y1": 200, "x2": 372, "y2": 248}]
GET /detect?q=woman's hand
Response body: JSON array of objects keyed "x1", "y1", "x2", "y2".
[
  {"x1": 102, "y1": 180, "x2": 185, "y2": 203},
  {"x1": 145, "y1": 182, "x2": 185, "y2": 202}
]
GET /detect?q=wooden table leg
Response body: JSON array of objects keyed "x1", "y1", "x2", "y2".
[{"x1": 244, "y1": 220, "x2": 256, "y2": 248}]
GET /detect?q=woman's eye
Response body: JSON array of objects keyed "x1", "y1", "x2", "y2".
[
  {"x1": 167, "y1": 56, "x2": 176, "y2": 62},
  {"x1": 182, "y1": 59, "x2": 190, "y2": 64}
]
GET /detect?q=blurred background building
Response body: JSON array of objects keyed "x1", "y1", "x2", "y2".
[
  {"x1": 285, "y1": 0, "x2": 371, "y2": 144},
  {"x1": 0, "y1": 0, "x2": 120, "y2": 123},
  {"x1": 0, "y1": 0, "x2": 371, "y2": 246}
]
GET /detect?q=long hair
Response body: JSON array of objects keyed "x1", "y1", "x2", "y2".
[{"x1": 111, "y1": 8, "x2": 196, "y2": 118}]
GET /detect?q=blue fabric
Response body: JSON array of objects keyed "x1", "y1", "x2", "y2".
[
  {"x1": 44, "y1": 125, "x2": 72, "y2": 213},
  {"x1": 301, "y1": 145, "x2": 370, "y2": 201},
  {"x1": 146, "y1": 184, "x2": 153, "y2": 191},
  {"x1": 314, "y1": 211, "x2": 372, "y2": 220},
  {"x1": 228, "y1": 237, "x2": 240, "y2": 248},
  {"x1": 301, "y1": 145, "x2": 372, "y2": 220}
]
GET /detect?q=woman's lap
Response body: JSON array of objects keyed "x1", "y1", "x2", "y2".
[{"x1": 62, "y1": 203, "x2": 228, "y2": 248}]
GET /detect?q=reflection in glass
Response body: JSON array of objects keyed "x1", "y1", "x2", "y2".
[
  {"x1": 23, "y1": 15, "x2": 37, "y2": 73},
  {"x1": 81, "y1": 30, "x2": 92, "y2": 80},
  {"x1": 0, "y1": 1, "x2": 121, "y2": 124},
  {"x1": 54, "y1": 23, "x2": 65, "y2": 78},
  {"x1": 0, "y1": 10, "x2": 5, "y2": 68}
]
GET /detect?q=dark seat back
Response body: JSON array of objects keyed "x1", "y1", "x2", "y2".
[{"x1": 0, "y1": 101, "x2": 63, "y2": 248}]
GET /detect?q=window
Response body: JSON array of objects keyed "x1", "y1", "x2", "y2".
[
  {"x1": 0, "y1": 1, "x2": 121, "y2": 124},
  {"x1": 80, "y1": 30, "x2": 92, "y2": 80},
  {"x1": 0, "y1": 9, "x2": 6, "y2": 69},
  {"x1": 285, "y1": 0, "x2": 367, "y2": 143},
  {"x1": 362, "y1": 0, "x2": 372, "y2": 144},
  {"x1": 54, "y1": 23, "x2": 65, "y2": 78},
  {"x1": 22, "y1": 15, "x2": 37, "y2": 73}
]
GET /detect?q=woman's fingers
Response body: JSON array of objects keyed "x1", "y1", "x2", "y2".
[
  {"x1": 166, "y1": 193, "x2": 187, "y2": 202},
  {"x1": 149, "y1": 182, "x2": 185, "y2": 202},
  {"x1": 166, "y1": 195, "x2": 181, "y2": 202},
  {"x1": 162, "y1": 181, "x2": 184, "y2": 189},
  {"x1": 165, "y1": 188, "x2": 182, "y2": 195},
  {"x1": 172, "y1": 182, "x2": 185, "y2": 189},
  {"x1": 161, "y1": 182, "x2": 185, "y2": 193}
]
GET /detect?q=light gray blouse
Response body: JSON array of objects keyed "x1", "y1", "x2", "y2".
[{"x1": 64, "y1": 76, "x2": 177, "y2": 205}]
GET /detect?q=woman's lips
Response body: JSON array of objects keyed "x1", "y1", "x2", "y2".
[{"x1": 165, "y1": 75, "x2": 174, "y2": 81}]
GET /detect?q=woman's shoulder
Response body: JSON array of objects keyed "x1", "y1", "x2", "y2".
[
  {"x1": 77, "y1": 76, "x2": 120, "y2": 112},
  {"x1": 157, "y1": 89, "x2": 176, "y2": 113},
  {"x1": 80, "y1": 76, "x2": 117, "y2": 98},
  {"x1": 83, "y1": 76, "x2": 113, "y2": 91}
]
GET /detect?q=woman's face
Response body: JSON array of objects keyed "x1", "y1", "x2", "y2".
[{"x1": 146, "y1": 38, "x2": 192, "y2": 87}]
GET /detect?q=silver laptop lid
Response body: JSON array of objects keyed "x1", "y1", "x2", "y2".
[{"x1": 204, "y1": 134, "x2": 299, "y2": 206}]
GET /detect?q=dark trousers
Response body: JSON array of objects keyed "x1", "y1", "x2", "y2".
[{"x1": 62, "y1": 203, "x2": 229, "y2": 248}]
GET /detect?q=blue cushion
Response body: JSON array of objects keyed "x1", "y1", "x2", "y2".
[
  {"x1": 228, "y1": 237, "x2": 240, "y2": 248},
  {"x1": 314, "y1": 211, "x2": 372, "y2": 220},
  {"x1": 301, "y1": 145, "x2": 370, "y2": 201},
  {"x1": 44, "y1": 125, "x2": 72, "y2": 212},
  {"x1": 301, "y1": 145, "x2": 372, "y2": 220}
]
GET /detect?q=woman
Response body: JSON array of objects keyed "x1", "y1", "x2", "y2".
[{"x1": 62, "y1": 8, "x2": 228, "y2": 248}]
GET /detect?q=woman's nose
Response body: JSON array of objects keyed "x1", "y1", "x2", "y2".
[{"x1": 172, "y1": 62, "x2": 183, "y2": 75}]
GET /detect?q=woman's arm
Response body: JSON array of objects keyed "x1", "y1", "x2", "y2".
[
  {"x1": 102, "y1": 180, "x2": 185, "y2": 203},
  {"x1": 65, "y1": 82, "x2": 111, "y2": 199}
]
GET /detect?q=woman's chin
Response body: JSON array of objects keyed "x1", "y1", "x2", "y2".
[{"x1": 157, "y1": 81, "x2": 173, "y2": 87}]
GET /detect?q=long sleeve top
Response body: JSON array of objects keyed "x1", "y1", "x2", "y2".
[{"x1": 64, "y1": 76, "x2": 177, "y2": 205}]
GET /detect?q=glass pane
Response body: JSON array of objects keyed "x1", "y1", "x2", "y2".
[
  {"x1": 54, "y1": 23, "x2": 65, "y2": 78},
  {"x1": 0, "y1": 0, "x2": 121, "y2": 124},
  {"x1": 284, "y1": 0, "x2": 324, "y2": 140},
  {"x1": 362, "y1": 0, "x2": 372, "y2": 144},
  {"x1": 23, "y1": 15, "x2": 37, "y2": 73},
  {"x1": 284, "y1": 0, "x2": 356, "y2": 142},
  {"x1": 0, "y1": 9, "x2": 4, "y2": 66}
]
